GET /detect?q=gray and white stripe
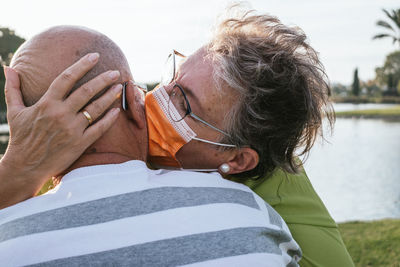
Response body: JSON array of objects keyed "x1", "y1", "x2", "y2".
[
  {"x1": 0, "y1": 187, "x2": 259, "y2": 243},
  {"x1": 28, "y1": 227, "x2": 291, "y2": 267}
]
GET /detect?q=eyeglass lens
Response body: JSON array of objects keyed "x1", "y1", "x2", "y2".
[
  {"x1": 161, "y1": 51, "x2": 186, "y2": 86},
  {"x1": 167, "y1": 85, "x2": 189, "y2": 122},
  {"x1": 160, "y1": 54, "x2": 174, "y2": 86}
]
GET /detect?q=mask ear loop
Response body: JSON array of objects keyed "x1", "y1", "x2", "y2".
[
  {"x1": 192, "y1": 137, "x2": 236, "y2": 147},
  {"x1": 179, "y1": 168, "x2": 219, "y2": 172}
]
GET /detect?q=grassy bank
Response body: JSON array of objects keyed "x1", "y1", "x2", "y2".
[
  {"x1": 332, "y1": 96, "x2": 400, "y2": 104},
  {"x1": 339, "y1": 219, "x2": 400, "y2": 266},
  {"x1": 335, "y1": 105, "x2": 400, "y2": 119}
]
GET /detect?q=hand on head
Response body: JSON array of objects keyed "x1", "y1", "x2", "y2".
[
  {"x1": 0, "y1": 53, "x2": 122, "y2": 208},
  {"x1": 0, "y1": 26, "x2": 151, "y2": 208}
]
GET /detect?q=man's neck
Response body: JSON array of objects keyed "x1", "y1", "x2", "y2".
[
  {"x1": 58, "y1": 151, "x2": 136, "y2": 179},
  {"x1": 69, "y1": 152, "x2": 135, "y2": 170},
  {"x1": 58, "y1": 113, "x2": 147, "y2": 178}
]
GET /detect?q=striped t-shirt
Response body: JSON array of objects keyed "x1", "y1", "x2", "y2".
[{"x1": 0, "y1": 160, "x2": 301, "y2": 266}]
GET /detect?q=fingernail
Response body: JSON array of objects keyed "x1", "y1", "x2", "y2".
[
  {"x1": 88, "y1": 52, "x2": 99, "y2": 63},
  {"x1": 113, "y1": 83, "x2": 123, "y2": 92},
  {"x1": 111, "y1": 107, "x2": 120, "y2": 116},
  {"x1": 113, "y1": 84, "x2": 123, "y2": 98},
  {"x1": 109, "y1": 70, "x2": 120, "y2": 80}
]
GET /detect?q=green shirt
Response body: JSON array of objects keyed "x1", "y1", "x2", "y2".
[{"x1": 232, "y1": 168, "x2": 354, "y2": 267}]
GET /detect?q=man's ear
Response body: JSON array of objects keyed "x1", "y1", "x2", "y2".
[
  {"x1": 125, "y1": 80, "x2": 146, "y2": 129},
  {"x1": 225, "y1": 147, "x2": 259, "y2": 174}
]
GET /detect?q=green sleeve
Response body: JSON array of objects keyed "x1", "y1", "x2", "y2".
[
  {"x1": 232, "y1": 168, "x2": 354, "y2": 267},
  {"x1": 287, "y1": 224, "x2": 353, "y2": 267}
]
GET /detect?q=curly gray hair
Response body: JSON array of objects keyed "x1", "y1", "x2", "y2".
[{"x1": 207, "y1": 8, "x2": 334, "y2": 178}]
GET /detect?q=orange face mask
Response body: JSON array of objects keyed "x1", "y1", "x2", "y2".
[
  {"x1": 145, "y1": 85, "x2": 236, "y2": 170},
  {"x1": 145, "y1": 86, "x2": 197, "y2": 168}
]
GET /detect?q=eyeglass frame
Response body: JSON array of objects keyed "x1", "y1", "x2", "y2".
[
  {"x1": 163, "y1": 49, "x2": 231, "y2": 138},
  {"x1": 169, "y1": 83, "x2": 231, "y2": 137},
  {"x1": 121, "y1": 81, "x2": 147, "y2": 111}
]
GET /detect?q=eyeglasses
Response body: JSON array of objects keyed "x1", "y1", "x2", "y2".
[{"x1": 162, "y1": 50, "x2": 231, "y2": 137}]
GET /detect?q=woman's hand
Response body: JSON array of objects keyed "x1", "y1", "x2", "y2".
[{"x1": 0, "y1": 53, "x2": 122, "y2": 209}]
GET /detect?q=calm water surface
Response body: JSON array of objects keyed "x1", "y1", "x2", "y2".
[{"x1": 304, "y1": 118, "x2": 400, "y2": 222}]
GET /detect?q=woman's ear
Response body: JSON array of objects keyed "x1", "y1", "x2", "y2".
[
  {"x1": 225, "y1": 147, "x2": 259, "y2": 174},
  {"x1": 125, "y1": 80, "x2": 146, "y2": 129}
]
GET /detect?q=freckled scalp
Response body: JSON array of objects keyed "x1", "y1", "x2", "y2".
[{"x1": 10, "y1": 25, "x2": 131, "y2": 106}]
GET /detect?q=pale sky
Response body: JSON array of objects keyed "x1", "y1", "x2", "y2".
[{"x1": 1, "y1": 0, "x2": 399, "y2": 85}]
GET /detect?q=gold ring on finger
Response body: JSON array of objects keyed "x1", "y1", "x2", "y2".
[{"x1": 82, "y1": 110, "x2": 93, "y2": 125}]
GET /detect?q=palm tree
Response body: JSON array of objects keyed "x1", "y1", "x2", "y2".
[{"x1": 373, "y1": 8, "x2": 400, "y2": 47}]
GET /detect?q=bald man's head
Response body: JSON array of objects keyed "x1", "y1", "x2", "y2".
[{"x1": 11, "y1": 25, "x2": 131, "y2": 106}]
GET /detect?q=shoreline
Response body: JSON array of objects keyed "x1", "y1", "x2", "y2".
[
  {"x1": 335, "y1": 114, "x2": 400, "y2": 121},
  {"x1": 334, "y1": 105, "x2": 400, "y2": 120},
  {"x1": 337, "y1": 217, "x2": 400, "y2": 224},
  {"x1": 331, "y1": 96, "x2": 400, "y2": 104}
]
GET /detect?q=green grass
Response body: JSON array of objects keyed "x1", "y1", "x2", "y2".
[
  {"x1": 338, "y1": 219, "x2": 400, "y2": 267},
  {"x1": 335, "y1": 106, "x2": 400, "y2": 119}
]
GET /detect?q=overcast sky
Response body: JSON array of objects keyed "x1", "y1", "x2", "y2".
[{"x1": 2, "y1": 0, "x2": 399, "y2": 85}]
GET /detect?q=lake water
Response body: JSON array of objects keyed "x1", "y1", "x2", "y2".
[
  {"x1": 0, "y1": 103, "x2": 399, "y2": 222},
  {"x1": 304, "y1": 103, "x2": 400, "y2": 222}
]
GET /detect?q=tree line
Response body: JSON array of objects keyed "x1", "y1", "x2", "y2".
[{"x1": 336, "y1": 8, "x2": 400, "y2": 99}]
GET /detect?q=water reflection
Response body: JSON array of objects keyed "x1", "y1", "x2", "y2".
[{"x1": 304, "y1": 118, "x2": 400, "y2": 222}]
